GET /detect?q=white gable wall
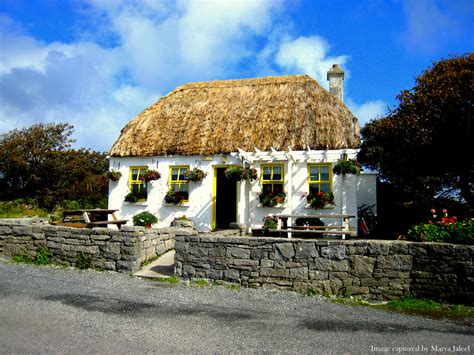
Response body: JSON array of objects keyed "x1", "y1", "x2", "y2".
[{"x1": 108, "y1": 149, "x2": 375, "y2": 233}]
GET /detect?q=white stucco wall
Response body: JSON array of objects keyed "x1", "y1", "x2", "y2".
[{"x1": 108, "y1": 150, "x2": 376, "y2": 232}]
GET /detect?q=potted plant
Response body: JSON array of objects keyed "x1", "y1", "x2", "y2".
[
  {"x1": 307, "y1": 191, "x2": 335, "y2": 209},
  {"x1": 333, "y1": 159, "x2": 361, "y2": 175},
  {"x1": 132, "y1": 211, "x2": 158, "y2": 228},
  {"x1": 143, "y1": 169, "x2": 161, "y2": 182},
  {"x1": 104, "y1": 170, "x2": 122, "y2": 181},
  {"x1": 258, "y1": 190, "x2": 286, "y2": 207},
  {"x1": 184, "y1": 168, "x2": 207, "y2": 182},
  {"x1": 263, "y1": 215, "x2": 278, "y2": 230},
  {"x1": 225, "y1": 166, "x2": 257, "y2": 181},
  {"x1": 164, "y1": 190, "x2": 189, "y2": 205}
]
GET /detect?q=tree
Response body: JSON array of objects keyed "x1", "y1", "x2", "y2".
[
  {"x1": 0, "y1": 123, "x2": 109, "y2": 209},
  {"x1": 359, "y1": 54, "x2": 473, "y2": 212}
]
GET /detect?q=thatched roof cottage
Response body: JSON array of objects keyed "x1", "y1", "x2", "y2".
[{"x1": 108, "y1": 66, "x2": 376, "y2": 232}]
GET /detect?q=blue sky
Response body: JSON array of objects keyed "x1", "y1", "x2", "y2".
[{"x1": 0, "y1": 0, "x2": 472, "y2": 152}]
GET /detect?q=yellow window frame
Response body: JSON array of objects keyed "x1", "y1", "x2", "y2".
[
  {"x1": 261, "y1": 164, "x2": 284, "y2": 192},
  {"x1": 169, "y1": 165, "x2": 190, "y2": 193},
  {"x1": 129, "y1": 166, "x2": 148, "y2": 200},
  {"x1": 308, "y1": 164, "x2": 332, "y2": 193}
]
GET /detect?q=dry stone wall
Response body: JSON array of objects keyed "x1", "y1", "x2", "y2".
[
  {"x1": 175, "y1": 235, "x2": 474, "y2": 303},
  {"x1": 0, "y1": 219, "x2": 180, "y2": 272}
]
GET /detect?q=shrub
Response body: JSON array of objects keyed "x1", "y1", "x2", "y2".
[
  {"x1": 132, "y1": 211, "x2": 158, "y2": 226},
  {"x1": 407, "y1": 209, "x2": 474, "y2": 245},
  {"x1": 225, "y1": 166, "x2": 257, "y2": 181},
  {"x1": 76, "y1": 252, "x2": 92, "y2": 269}
]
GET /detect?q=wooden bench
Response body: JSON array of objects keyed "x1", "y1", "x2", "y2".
[
  {"x1": 60, "y1": 209, "x2": 128, "y2": 229},
  {"x1": 271, "y1": 214, "x2": 357, "y2": 239}
]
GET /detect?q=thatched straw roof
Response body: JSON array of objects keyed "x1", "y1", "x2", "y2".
[{"x1": 109, "y1": 75, "x2": 360, "y2": 157}]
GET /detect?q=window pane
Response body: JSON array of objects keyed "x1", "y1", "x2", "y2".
[
  {"x1": 272, "y1": 167, "x2": 282, "y2": 180},
  {"x1": 273, "y1": 183, "x2": 283, "y2": 193},
  {"x1": 178, "y1": 168, "x2": 188, "y2": 180},
  {"x1": 171, "y1": 168, "x2": 179, "y2": 181},
  {"x1": 309, "y1": 184, "x2": 320, "y2": 195},
  {"x1": 262, "y1": 183, "x2": 272, "y2": 193},
  {"x1": 132, "y1": 169, "x2": 139, "y2": 181},
  {"x1": 320, "y1": 183, "x2": 330, "y2": 192},
  {"x1": 262, "y1": 167, "x2": 271, "y2": 180},
  {"x1": 180, "y1": 184, "x2": 189, "y2": 193},
  {"x1": 309, "y1": 166, "x2": 319, "y2": 181},
  {"x1": 320, "y1": 166, "x2": 329, "y2": 181}
]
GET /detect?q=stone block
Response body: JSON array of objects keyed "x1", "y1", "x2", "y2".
[
  {"x1": 261, "y1": 277, "x2": 293, "y2": 286},
  {"x1": 360, "y1": 277, "x2": 389, "y2": 287},
  {"x1": 224, "y1": 269, "x2": 240, "y2": 282},
  {"x1": 72, "y1": 245, "x2": 99, "y2": 255},
  {"x1": 329, "y1": 272, "x2": 349, "y2": 281},
  {"x1": 308, "y1": 270, "x2": 328, "y2": 280},
  {"x1": 367, "y1": 242, "x2": 390, "y2": 256},
  {"x1": 275, "y1": 243, "x2": 295, "y2": 260},
  {"x1": 121, "y1": 245, "x2": 139, "y2": 255},
  {"x1": 295, "y1": 242, "x2": 318, "y2": 259},
  {"x1": 117, "y1": 260, "x2": 140, "y2": 272},
  {"x1": 320, "y1": 245, "x2": 346, "y2": 260},
  {"x1": 376, "y1": 255, "x2": 412, "y2": 271},
  {"x1": 106, "y1": 242, "x2": 121, "y2": 254},
  {"x1": 250, "y1": 249, "x2": 267, "y2": 259},
  {"x1": 227, "y1": 247, "x2": 250, "y2": 259},
  {"x1": 183, "y1": 264, "x2": 195, "y2": 276},
  {"x1": 104, "y1": 261, "x2": 116, "y2": 270},
  {"x1": 289, "y1": 267, "x2": 308, "y2": 280},
  {"x1": 313, "y1": 258, "x2": 349, "y2": 272},
  {"x1": 310, "y1": 280, "x2": 331, "y2": 294},
  {"x1": 233, "y1": 259, "x2": 259, "y2": 267},
  {"x1": 349, "y1": 256, "x2": 375, "y2": 277},
  {"x1": 260, "y1": 268, "x2": 289, "y2": 278},
  {"x1": 260, "y1": 259, "x2": 274, "y2": 268},
  {"x1": 347, "y1": 286, "x2": 369, "y2": 295}
]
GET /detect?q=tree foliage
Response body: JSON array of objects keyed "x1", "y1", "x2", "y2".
[
  {"x1": 359, "y1": 54, "x2": 474, "y2": 210},
  {"x1": 0, "y1": 123, "x2": 109, "y2": 209}
]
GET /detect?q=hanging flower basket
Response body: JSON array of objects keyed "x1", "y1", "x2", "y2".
[
  {"x1": 164, "y1": 190, "x2": 189, "y2": 205},
  {"x1": 104, "y1": 170, "x2": 122, "y2": 181},
  {"x1": 225, "y1": 166, "x2": 257, "y2": 181},
  {"x1": 333, "y1": 159, "x2": 362, "y2": 175},
  {"x1": 259, "y1": 191, "x2": 286, "y2": 207},
  {"x1": 307, "y1": 191, "x2": 335, "y2": 209},
  {"x1": 184, "y1": 168, "x2": 207, "y2": 182},
  {"x1": 143, "y1": 170, "x2": 161, "y2": 182}
]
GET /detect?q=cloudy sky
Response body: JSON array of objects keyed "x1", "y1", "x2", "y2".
[{"x1": 0, "y1": 0, "x2": 472, "y2": 152}]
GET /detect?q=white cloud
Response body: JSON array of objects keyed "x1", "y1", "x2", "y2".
[
  {"x1": 346, "y1": 99, "x2": 387, "y2": 127},
  {"x1": 274, "y1": 35, "x2": 349, "y2": 87}
]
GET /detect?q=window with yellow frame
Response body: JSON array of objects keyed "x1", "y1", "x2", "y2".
[
  {"x1": 308, "y1": 164, "x2": 332, "y2": 195},
  {"x1": 129, "y1": 166, "x2": 148, "y2": 201},
  {"x1": 169, "y1": 165, "x2": 189, "y2": 194},
  {"x1": 261, "y1": 164, "x2": 284, "y2": 193}
]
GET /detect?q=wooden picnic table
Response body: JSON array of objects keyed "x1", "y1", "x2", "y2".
[
  {"x1": 60, "y1": 209, "x2": 128, "y2": 229},
  {"x1": 269, "y1": 213, "x2": 356, "y2": 239}
]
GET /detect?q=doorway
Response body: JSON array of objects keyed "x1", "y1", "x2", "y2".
[{"x1": 214, "y1": 167, "x2": 237, "y2": 229}]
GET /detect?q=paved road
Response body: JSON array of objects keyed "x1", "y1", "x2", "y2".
[{"x1": 0, "y1": 260, "x2": 473, "y2": 354}]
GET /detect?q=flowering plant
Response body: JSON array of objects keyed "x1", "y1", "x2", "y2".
[
  {"x1": 164, "y1": 190, "x2": 189, "y2": 205},
  {"x1": 184, "y1": 168, "x2": 207, "y2": 182},
  {"x1": 333, "y1": 159, "x2": 361, "y2": 175},
  {"x1": 104, "y1": 170, "x2": 122, "y2": 181},
  {"x1": 307, "y1": 191, "x2": 335, "y2": 209},
  {"x1": 407, "y1": 209, "x2": 473, "y2": 245},
  {"x1": 259, "y1": 190, "x2": 286, "y2": 207},
  {"x1": 225, "y1": 166, "x2": 257, "y2": 181},
  {"x1": 143, "y1": 170, "x2": 161, "y2": 182},
  {"x1": 132, "y1": 211, "x2": 158, "y2": 227}
]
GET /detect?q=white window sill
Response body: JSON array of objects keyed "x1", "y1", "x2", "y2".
[
  {"x1": 257, "y1": 203, "x2": 286, "y2": 208},
  {"x1": 163, "y1": 202, "x2": 190, "y2": 207},
  {"x1": 124, "y1": 201, "x2": 148, "y2": 206},
  {"x1": 304, "y1": 204, "x2": 336, "y2": 209}
]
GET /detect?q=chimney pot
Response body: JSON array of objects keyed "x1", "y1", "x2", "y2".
[{"x1": 327, "y1": 64, "x2": 345, "y2": 101}]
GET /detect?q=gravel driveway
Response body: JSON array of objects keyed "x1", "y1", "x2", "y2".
[{"x1": 0, "y1": 259, "x2": 472, "y2": 354}]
